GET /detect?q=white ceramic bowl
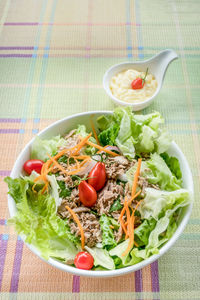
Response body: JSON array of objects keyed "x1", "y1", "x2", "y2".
[
  {"x1": 8, "y1": 111, "x2": 193, "y2": 277},
  {"x1": 103, "y1": 49, "x2": 178, "y2": 111}
]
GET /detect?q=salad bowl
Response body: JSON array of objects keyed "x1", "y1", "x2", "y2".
[{"x1": 7, "y1": 110, "x2": 193, "y2": 277}]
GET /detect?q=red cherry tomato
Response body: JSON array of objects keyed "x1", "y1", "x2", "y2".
[
  {"x1": 78, "y1": 181, "x2": 97, "y2": 207},
  {"x1": 74, "y1": 251, "x2": 94, "y2": 270},
  {"x1": 131, "y1": 77, "x2": 144, "y2": 89},
  {"x1": 88, "y1": 162, "x2": 106, "y2": 191},
  {"x1": 131, "y1": 68, "x2": 148, "y2": 90},
  {"x1": 23, "y1": 159, "x2": 44, "y2": 175}
]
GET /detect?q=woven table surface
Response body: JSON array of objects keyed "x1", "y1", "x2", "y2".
[{"x1": 0, "y1": 1, "x2": 200, "y2": 299}]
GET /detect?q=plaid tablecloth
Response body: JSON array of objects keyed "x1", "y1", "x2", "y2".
[{"x1": 0, "y1": 1, "x2": 200, "y2": 299}]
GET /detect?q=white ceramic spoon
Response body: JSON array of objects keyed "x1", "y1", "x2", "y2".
[{"x1": 103, "y1": 49, "x2": 178, "y2": 111}]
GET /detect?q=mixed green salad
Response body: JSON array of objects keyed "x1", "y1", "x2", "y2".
[{"x1": 5, "y1": 107, "x2": 191, "y2": 271}]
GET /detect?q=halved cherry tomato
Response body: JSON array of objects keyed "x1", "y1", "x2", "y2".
[
  {"x1": 78, "y1": 181, "x2": 97, "y2": 207},
  {"x1": 88, "y1": 162, "x2": 106, "y2": 191},
  {"x1": 23, "y1": 159, "x2": 44, "y2": 175},
  {"x1": 74, "y1": 251, "x2": 94, "y2": 270}
]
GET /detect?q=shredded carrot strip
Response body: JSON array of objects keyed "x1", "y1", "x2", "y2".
[
  {"x1": 32, "y1": 183, "x2": 37, "y2": 193},
  {"x1": 72, "y1": 157, "x2": 80, "y2": 169},
  {"x1": 118, "y1": 158, "x2": 142, "y2": 255},
  {"x1": 90, "y1": 119, "x2": 100, "y2": 145},
  {"x1": 67, "y1": 168, "x2": 83, "y2": 175},
  {"x1": 122, "y1": 200, "x2": 143, "y2": 256},
  {"x1": 110, "y1": 225, "x2": 114, "y2": 229},
  {"x1": 119, "y1": 206, "x2": 126, "y2": 223},
  {"x1": 127, "y1": 189, "x2": 141, "y2": 206},
  {"x1": 133, "y1": 200, "x2": 143, "y2": 214},
  {"x1": 125, "y1": 198, "x2": 130, "y2": 240},
  {"x1": 79, "y1": 158, "x2": 90, "y2": 167},
  {"x1": 41, "y1": 182, "x2": 48, "y2": 194},
  {"x1": 51, "y1": 148, "x2": 69, "y2": 160},
  {"x1": 45, "y1": 133, "x2": 91, "y2": 162},
  {"x1": 81, "y1": 139, "x2": 119, "y2": 156},
  {"x1": 65, "y1": 205, "x2": 85, "y2": 249},
  {"x1": 122, "y1": 213, "x2": 135, "y2": 256},
  {"x1": 131, "y1": 158, "x2": 142, "y2": 198},
  {"x1": 72, "y1": 155, "x2": 90, "y2": 160},
  {"x1": 47, "y1": 154, "x2": 69, "y2": 176},
  {"x1": 97, "y1": 145, "x2": 109, "y2": 154},
  {"x1": 73, "y1": 133, "x2": 92, "y2": 155}
]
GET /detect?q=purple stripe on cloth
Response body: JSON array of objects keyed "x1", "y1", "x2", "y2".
[
  {"x1": 10, "y1": 239, "x2": 24, "y2": 292},
  {"x1": 72, "y1": 275, "x2": 80, "y2": 293},
  {"x1": 135, "y1": 269, "x2": 143, "y2": 292},
  {"x1": 0, "y1": 118, "x2": 21, "y2": 123},
  {"x1": 0, "y1": 219, "x2": 6, "y2": 225},
  {"x1": 0, "y1": 47, "x2": 34, "y2": 50},
  {"x1": 151, "y1": 261, "x2": 160, "y2": 293},
  {"x1": 0, "y1": 170, "x2": 11, "y2": 176},
  {"x1": 0, "y1": 54, "x2": 32, "y2": 58},
  {"x1": 0, "y1": 129, "x2": 20, "y2": 133},
  {"x1": 4, "y1": 22, "x2": 39, "y2": 26},
  {"x1": 4, "y1": 22, "x2": 141, "y2": 26},
  {"x1": 0, "y1": 235, "x2": 8, "y2": 291}
]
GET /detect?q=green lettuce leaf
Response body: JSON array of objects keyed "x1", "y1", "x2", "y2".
[
  {"x1": 97, "y1": 107, "x2": 172, "y2": 159},
  {"x1": 97, "y1": 115, "x2": 113, "y2": 131},
  {"x1": 155, "y1": 131, "x2": 172, "y2": 154},
  {"x1": 31, "y1": 135, "x2": 67, "y2": 162},
  {"x1": 134, "y1": 218, "x2": 157, "y2": 247},
  {"x1": 110, "y1": 187, "x2": 191, "y2": 267},
  {"x1": 4, "y1": 176, "x2": 79, "y2": 261},
  {"x1": 56, "y1": 180, "x2": 71, "y2": 198},
  {"x1": 115, "y1": 108, "x2": 136, "y2": 159},
  {"x1": 109, "y1": 239, "x2": 130, "y2": 266},
  {"x1": 47, "y1": 175, "x2": 62, "y2": 208},
  {"x1": 161, "y1": 152, "x2": 182, "y2": 179},
  {"x1": 126, "y1": 153, "x2": 182, "y2": 192},
  {"x1": 98, "y1": 123, "x2": 119, "y2": 146},
  {"x1": 138, "y1": 187, "x2": 191, "y2": 221},
  {"x1": 99, "y1": 214, "x2": 117, "y2": 249},
  {"x1": 85, "y1": 246, "x2": 115, "y2": 270},
  {"x1": 146, "y1": 153, "x2": 182, "y2": 191}
]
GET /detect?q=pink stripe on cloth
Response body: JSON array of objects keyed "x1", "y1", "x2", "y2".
[
  {"x1": 4, "y1": 22, "x2": 39, "y2": 26},
  {"x1": 0, "y1": 235, "x2": 8, "y2": 291},
  {"x1": 151, "y1": 261, "x2": 160, "y2": 293},
  {"x1": 72, "y1": 275, "x2": 80, "y2": 293},
  {"x1": 0, "y1": 170, "x2": 11, "y2": 176},
  {"x1": 10, "y1": 239, "x2": 23, "y2": 293}
]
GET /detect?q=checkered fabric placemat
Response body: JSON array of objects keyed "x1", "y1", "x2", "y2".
[{"x1": 0, "y1": 1, "x2": 200, "y2": 299}]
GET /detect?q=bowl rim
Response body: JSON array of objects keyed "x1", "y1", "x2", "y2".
[
  {"x1": 8, "y1": 110, "x2": 194, "y2": 278},
  {"x1": 103, "y1": 61, "x2": 160, "y2": 109}
]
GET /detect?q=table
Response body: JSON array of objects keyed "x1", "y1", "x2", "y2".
[{"x1": 0, "y1": 1, "x2": 199, "y2": 299}]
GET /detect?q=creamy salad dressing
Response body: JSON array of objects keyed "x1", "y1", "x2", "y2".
[{"x1": 110, "y1": 69, "x2": 158, "y2": 103}]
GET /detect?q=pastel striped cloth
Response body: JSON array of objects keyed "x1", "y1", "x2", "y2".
[{"x1": 0, "y1": 1, "x2": 199, "y2": 299}]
